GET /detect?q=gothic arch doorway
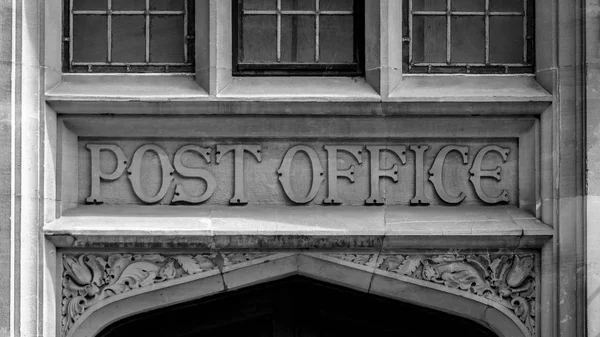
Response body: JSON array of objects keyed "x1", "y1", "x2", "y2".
[{"x1": 97, "y1": 276, "x2": 499, "y2": 337}]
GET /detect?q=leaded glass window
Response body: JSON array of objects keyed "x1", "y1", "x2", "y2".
[
  {"x1": 234, "y1": 0, "x2": 364, "y2": 76},
  {"x1": 63, "y1": 0, "x2": 194, "y2": 73},
  {"x1": 403, "y1": 0, "x2": 534, "y2": 74}
]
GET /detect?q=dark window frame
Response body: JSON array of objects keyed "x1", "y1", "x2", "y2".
[
  {"x1": 62, "y1": 0, "x2": 195, "y2": 73},
  {"x1": 233, "y1": 0, "x2": 365, "y2": 76},
  {"x1": 402, "y1": 0, "x2": 535, "y2": 74}
]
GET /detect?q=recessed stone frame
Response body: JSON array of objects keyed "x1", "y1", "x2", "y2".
[{"x1": 60, "y1": 251, "x2": 538, "y2": 337}]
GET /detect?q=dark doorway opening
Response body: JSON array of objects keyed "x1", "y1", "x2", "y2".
[{"x1": 98, "y1": 276, "x2": 498, "y2": 337}]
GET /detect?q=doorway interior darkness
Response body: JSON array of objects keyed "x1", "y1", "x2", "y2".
[{"x1": 98, "y1": 276, "x2": 499, "y2": 337}]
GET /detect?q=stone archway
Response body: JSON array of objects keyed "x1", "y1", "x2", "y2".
[
  {"x1": 61, "y1": 252, "x2": 536, "y2": 337},
  {"x1": 96, "y1": 275, "x2": 501, "y2": 337}
]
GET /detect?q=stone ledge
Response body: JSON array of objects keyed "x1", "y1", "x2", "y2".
[
  {"x1": 44, "y1": 205, "x2": 553, "y2": 249},
  {"x1": 390, "y1": 75, "x2": 552, "y2": 103},
  {"x1": 45, "y1": 74, "x2": 209, "y2": 101},
  {"x1": 217, "y1": 76, "x2": 380, "y2": 101}
]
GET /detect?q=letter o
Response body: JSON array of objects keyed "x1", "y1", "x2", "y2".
[
  {"x1": 277, "y1": 145, "x2": 324, "y2": 204},
  {"x1": 127, "y1": 144, "x2": 175, "y2": 204}
]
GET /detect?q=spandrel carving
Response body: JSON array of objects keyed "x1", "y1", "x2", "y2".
[
  {"x1": 376, "y1": 253, "x2": 537, "y2": 336},
  {"x1": 60, "y1": 252, "x2": 271, "y2": 337}
]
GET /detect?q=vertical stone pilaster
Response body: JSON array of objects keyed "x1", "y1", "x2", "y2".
[
  {"x1": 0, "y1": 0, "x2": 14, "y2": 334},
  {"x1": 586, "y1": 0, "x2": 600, "y2": 335},
  {"x1": 0, "y1": 0, "x2": 45, "y2": 336},
  {"x1": 554, "y1": 0, "x2": 587, "y2": 336}
]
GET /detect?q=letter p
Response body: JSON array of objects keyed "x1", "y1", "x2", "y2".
[{"x1": 86, "y1": 144, "x2": 128, "y2": 204}]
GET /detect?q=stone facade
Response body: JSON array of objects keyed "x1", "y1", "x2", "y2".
[{"x1": 0, "y1": 1, "x2": 594, "y2": 337}]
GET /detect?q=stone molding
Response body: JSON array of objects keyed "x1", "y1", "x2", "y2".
[{"x1": 61, "y1": 252, "x2": 536, "y2": 337}]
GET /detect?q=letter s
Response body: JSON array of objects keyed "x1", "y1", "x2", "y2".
[{"x1": 172, "y1": 145, "x2": 216, "y2": 204}]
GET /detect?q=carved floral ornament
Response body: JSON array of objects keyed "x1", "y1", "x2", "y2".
[{"x1": 61, "y1": 252, "x2": 536, "y2": 337}]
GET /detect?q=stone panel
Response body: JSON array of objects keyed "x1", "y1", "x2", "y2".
[{"x1": 77, "y1": 139, "x2": 519, "y2": 206}]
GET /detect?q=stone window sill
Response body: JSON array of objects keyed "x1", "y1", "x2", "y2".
[
  {"x1": 389, "y1": 75, "x2": 552, "y2": 103},
  {"x1": 45, "y1": 74, "x2": 209, "y2": 101},
  {"x1": 44, "y1": 205, "x2": 552, "y2": 250},
  {"x1": 217, "y1": 76, "x2": 381, "y2": 102}
]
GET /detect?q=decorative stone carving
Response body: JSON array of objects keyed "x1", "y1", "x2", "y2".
[
  {"x1": 326, "y1": 253, "x2": 378, "y2": 266},
  {"x1": 62, "y1": 252, "x2": 536, "y2": 337},
  {"x1": 376, "y1": 253, "x2": 536, "y2": 336},
  {"x1": 61, "y1": 252, "x2": 269, "y2": 337},
  {"x1": 223, "y1": 253, "x2": 272, "y2": 265}
]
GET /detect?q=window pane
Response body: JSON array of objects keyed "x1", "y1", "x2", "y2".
[
  {"x1": 112, "y1": 16, "x2": 146, "y2": 62},
  {"x1": 73, "y1": 15, "x2": 107, "y2": 62},
  {"x1": 451, "y1": 16, "x2": 485, "y2": 63},
  {"x1": 281, "y1": 16, "x2": 315, "y2": 62},
  {"x1": 243, "y1": 0, "x2": 276, "y2": 10},
  {"x1": 490, "y1": 16, "x2": 524, "y2": 63},
  {"x1": 150, "y1": 0, "x2": 185, "y2": 10},
  {"x1": 281, "y1": 0, "x2": 315, "y2": 10},
  {"x1": 412, "y1": 0, "x2": 445, "y2": 11},
  {"x1": 149, "y1": 15, "x2": 185, "y2": 62},
  {"x1": 241, "y1": 15, "x2": 277, "y2": 62},
  {"x1": 73, "y1": 0, "x2": 106, "y2": 10},
  {"x1": 490, "y1": 0, "x2": 523, "y2": 12},
  {"x1": 320, "y1": 0, "x2": 353, "y2": 11},
  {"x1": 412, "y1": 16, "x2": 446, "y2": 63},
  {"x1": 113, "y1": 0, "x2": 145, "y2": 10},
  {"x1": 451, "y1": 0, "x2": 484, "y2": 11},
  {"x1": 320, "y1": 15, "x2": 354, "y2": 63}
]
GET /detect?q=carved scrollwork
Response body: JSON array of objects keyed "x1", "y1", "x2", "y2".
[
  {"x1": 376, "y1": 253, "x2": 536, "y2": 336},
  {"x1": 326, "y1": 253, "x2": 378, "y2": 266},
  {"x1": 61, "y1": 253, "x2": 268, "y2": 337}
]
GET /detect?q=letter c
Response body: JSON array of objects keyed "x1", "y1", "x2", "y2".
[{"x1": 428, "y1": 145, "x2": 469, "y2": 204}]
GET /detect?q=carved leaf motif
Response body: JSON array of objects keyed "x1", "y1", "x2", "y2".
[
  {"x1": 65, "y1": 296, "x2": 86, "y2": 330},
  {"x1": 194, "y1": 255, "x2": 217, "y2": 270},
  {"x1": 64, "y1": 255, "x2": 93, "y2": 286},
  {"x1": 158, "y1": 260, "x2": 177, "y2": 280},
  {"x1": 138, "y1": 254, "x2": 167, "y2": 263},
  {"x1": 103, "y1": 261, "x2": 161, "y2": 295},
  {"x1": 396, "y1": 255, "x2": 423, "y2": 275},
  {"x1": 490, "y1": 255, "x2": 512, "y2": 281},
  {"x1": 436, "y1": 262, "x2": 492, "y2": 295},
  {"x1": 507, "y1": 255, "x2": 534, "y2": 288},
  {"x1": 379, "y1": 255, "x2": 404, "y2": 271},
  {"x1": 106, "y1": 254, "x2": 134, "y2": 283},
  {"x1": 175, "y1": 255, "x2": 203, "y2": 275},
  {"x1": 466, "y1": 254, "x2": 491, "y2": 274},
  {"x1": 224, "y1": 253, "x2": 269, "y2": 265}
]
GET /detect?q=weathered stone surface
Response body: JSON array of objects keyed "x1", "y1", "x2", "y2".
[
  {"x1": 61, "y1": 251, "x2": 537, "y2": 337},
  {"x1": 77, "y1": 140, "x2": 519, "y2": 206}
]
